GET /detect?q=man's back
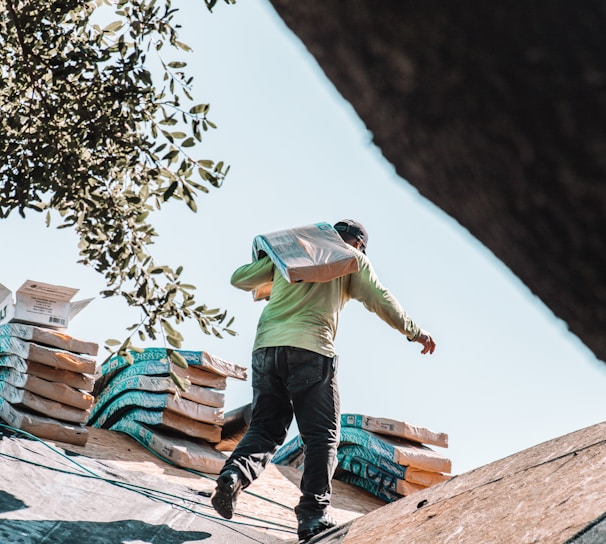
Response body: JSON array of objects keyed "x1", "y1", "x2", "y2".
[{"x1": 231, "y1": 247, "x2": 421, "y2": 357}]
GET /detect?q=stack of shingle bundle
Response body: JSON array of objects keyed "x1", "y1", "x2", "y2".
[
  {"x1": 0, "y1": 323, "x2": 98, "y2": 446},
  {"x1": 89, "y1": 347, "x2": 247, "y2": 474},
  {"x1": 272, "y1": 413, "x2": 451, "y2": 502}
]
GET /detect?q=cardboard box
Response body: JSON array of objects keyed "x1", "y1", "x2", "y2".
[
  {"x1": 12, "y1": 280, "x2": 93, "y2": 329},
  {"x1": 0, "y1": 284, "x2": 14, "y2": 325},
  {"x1": 251, "y1": 222, "x2": 359, "y2": 300}
]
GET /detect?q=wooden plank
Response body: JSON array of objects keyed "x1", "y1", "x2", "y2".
[
  {"x1": 94, "y1": 371, "x2": 224, "y2": 409},
  {"x1": 90, "y1": 389, "x2": 224, "y2": 429},
  {"x1": 0, "y1": 382, "x2": 90, "y2": 423},
  {"x1": 215, "y1": 403, "x2": 252, "y2": 452},
  {"x1": 26, "y1": 360, "x2": 95, "y2": 392},
  {"x1": 405, "y1": 466, "x2": 451, "y2": 487},
  {"x1": 94, "y1": 358, "x2": 228, "y2": 399},
  {"x1": 341, "y1": 413, "x2": 448, "y2": 448},
  {"x1": 166, "y1": 395, "x2": 224, "y2": 425},
  {"x1": 1, "y1": 355, "x2": 95, "y2": 391},
  {"x1": 154, "y1": 409, "x2": 222, "y2": 442},
  {"x1": 0, "y1": 397, "x2": 88, "y2": 446},
  {"x1": 0, "y1": 323, "x2": 98, "y2": 355},
  {"x1": 177, "y1": 365, "x2": 228, "y2": 389},
  {"x1": 179, "y1": 382, "x2": 224, "y2": 408},
  {"x1": 200, "y1": 351, "x2": 247, "y2": 380},
  {"x1": 100, "y1": 348, "x2": 246, "y2": 381},
  {"x1": 115, "y1": 407, "x2": 222, "y2": 443},
  {"x1": 1, "y1": 336, "x2": 97, "y2": 374},
  {"x1": 336, "y1": 453, "x2": 427, "y2": 500},
  {"x1": 110, "y1": 419, "x2": 228, "y2": 474},
  {"x1": 0, "y1": 368, "x2": 94, "y2": 410},
  {"x1": 27, "y1": 342, "x2": 97, "y2": 374}
]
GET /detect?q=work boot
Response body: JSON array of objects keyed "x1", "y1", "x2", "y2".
[
  {"x1": 210, "y1": 469, "x2": 243, "y2": 519},
  {"x1": 297, "y1": 512, "x2": 337, "y2": 542}
]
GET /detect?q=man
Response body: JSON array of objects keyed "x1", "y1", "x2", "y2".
[{"x1": 211, "y1": 219, "x2": 436, "y2": 542}]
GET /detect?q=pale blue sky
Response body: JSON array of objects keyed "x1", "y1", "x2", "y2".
[{"x1": 1, "y1": 0, "x2": 604, "y2": 475}]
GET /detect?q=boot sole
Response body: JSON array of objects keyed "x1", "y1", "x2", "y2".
[
  {"x1": 298, "y1": 520, "x2": 337, "y2": 541},
  {"x1": 211, "y1": 480, "x2": 236, "y2": 519}
]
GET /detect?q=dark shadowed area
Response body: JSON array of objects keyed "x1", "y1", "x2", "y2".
[{"x1": 268, "y1": 1, "x2": 606, "y2": 364}]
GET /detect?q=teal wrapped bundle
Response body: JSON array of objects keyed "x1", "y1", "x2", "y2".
[
  {"x1": 0, "y1": 397, "x2": 89, "y2": 446},
  {"x1": 89, "y1": 347, "x2": 250, "y2": 448},
  {"x1": 335, "y1": 472, "x2": 403, "y2": 503},
  {"x1": 339, "y1": 427, "x2": 451, "y2": 474},
  {"x1": 340, "y1": 413, "x2": 448, "y2": 448},
  {"x1": 0, "y1": 355, "x2": 29, "y2": 373},
  {"x1": 337, "y1": 443, "x2": 407, "y2": 479},
  {"x1": 90, "y1": 359, "x2": 195, "y2": 425},
  {"x1": 336, "y1": 452, "x2": 403, "y2": 497},
  {"x1": 0, "y1": 335, "x2": 96, "y2": 374},
  {"x1": 110, "y1": 418, "x2": 227, "y2": 474},
  {"x1": 100, "y1": 348, "x2": 247, "y2": 381},
  {"x1": 0, "y1": 323, "x2": 98, "y2": 355},
  {"x1": 271, "y1": 433, "x2": 304, "y2": 465},
  {"x1": 273, "y1": 417, "x2": 451, "y2": 503},
  {"x1": 336, "y1": 451, "x2": 426, "y2": 498},
  {"x1": 89, "y1": 388, "x2": 223, "y2": 430}
]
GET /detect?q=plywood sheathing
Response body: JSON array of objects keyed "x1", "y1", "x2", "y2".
[{"x1": 340, "y1": 421, "x2": 606, "y2": 544}]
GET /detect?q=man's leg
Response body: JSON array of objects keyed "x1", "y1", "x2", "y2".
[
  {"x1": 211, "y1": 347, "x2": 293, "y2": 519},
  {"x1": 286, "y1": 348, "x2": 340, "y2": 539}
]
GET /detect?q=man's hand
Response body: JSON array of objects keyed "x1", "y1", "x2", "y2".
[{"x1": 416, "y1": 329, "x2": 436, "y2": 355}]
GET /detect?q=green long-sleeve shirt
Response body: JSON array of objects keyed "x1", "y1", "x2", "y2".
[{"x1": 231, "y1": 250, "x2": 421, "y2": 358}]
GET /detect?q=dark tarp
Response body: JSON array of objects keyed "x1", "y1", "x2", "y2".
[{"x1": 0, "y1": 428, "x2": 283, "y2": 544}]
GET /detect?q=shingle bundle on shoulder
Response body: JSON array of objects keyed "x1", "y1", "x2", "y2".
[
  {"x1": 0, "y1": 323, "x2": 98, "y2": 446},
  {"x1": 272, "y1": 413, "x2": 452, "y2": 502},
  {"x1": 89, "y1": 347, "x2": 247, "y2": 474}
]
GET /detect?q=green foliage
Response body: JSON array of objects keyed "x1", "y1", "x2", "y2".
[
  {"x1": 0, "y1": 0, "x2": 237, "y2": 365},
  {"x1": 205, "y1": 0, "x2": 236, "y2": 12}
]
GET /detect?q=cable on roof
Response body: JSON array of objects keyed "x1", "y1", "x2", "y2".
[
  {"x1": 0, "y1": 423, "x2": 298, "y2": 536},
  {"x1": 108, "y1": 421, "x2": 297, "y2": 513}
]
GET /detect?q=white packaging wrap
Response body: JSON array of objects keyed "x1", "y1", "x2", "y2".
[{"x1": 251, "y1": 222, "x2": 359, "y2": 300}]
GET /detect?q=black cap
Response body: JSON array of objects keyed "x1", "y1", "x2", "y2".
[{"x1": 334, "y1": 219, "x2": 369, "y2": 253}]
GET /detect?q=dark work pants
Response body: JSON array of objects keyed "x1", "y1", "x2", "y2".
[{"x1": 221, "y1": 346, "x2": 340, "y2": 519}]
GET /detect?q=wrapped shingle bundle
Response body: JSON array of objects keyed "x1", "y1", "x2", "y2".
[
  {"x1": 0, "y1": 323, "x2": 98, "y2": 446},
  {"x1": 89, "y1": 348, "x2": 248, "y2": 474},
  {"x1": 273, "y1": 413, "x2": 451, "y2": 502}
]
